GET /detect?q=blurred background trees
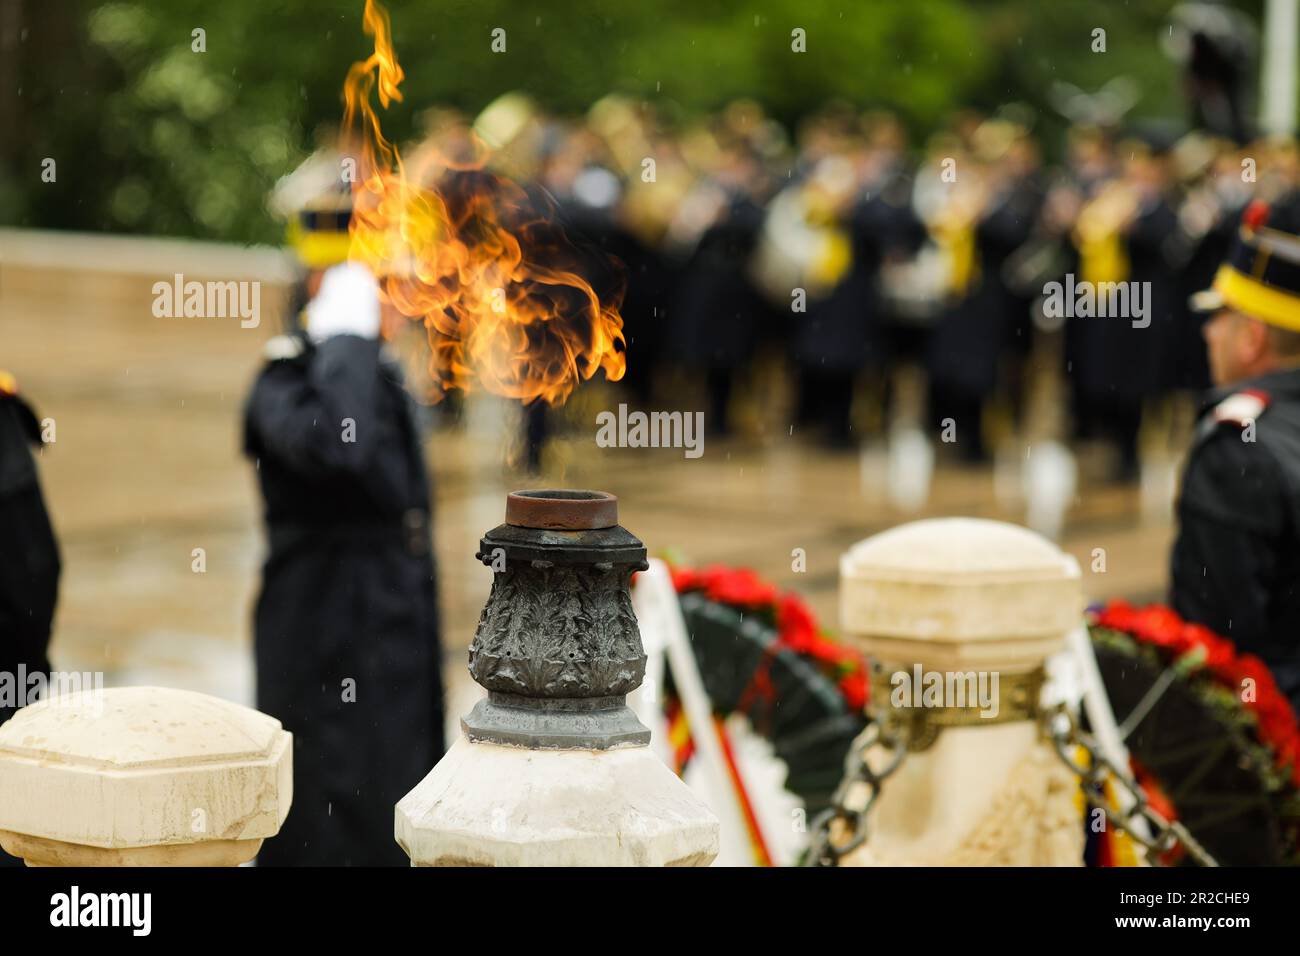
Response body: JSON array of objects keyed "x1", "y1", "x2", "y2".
[{"x1": 0, "y1": 0, "x2": 1266, "y2": 244}]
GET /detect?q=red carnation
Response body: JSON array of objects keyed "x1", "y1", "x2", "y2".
[
  {"x1": 698, "y1": 565, "x2": 778, "y2": 608},
  {"x1": 776, "y1": 593, "x2": 818, "y2": 645},
  {"x1": 1243, "y1": 199, "x2": 1271, "y2": 232},
  {"x1": 838, "y1": 671, "x2": 868, "y2": 711}
]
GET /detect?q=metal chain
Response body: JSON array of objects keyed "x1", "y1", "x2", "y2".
[
  {"x1": 802, "y1": 721, "x2": 907, "y2": 867},
  {"x1": 803, "y1": 704, "x2": 1217, "y2": 867},
  {"x1": 1043, "y1": 703, "x2": 1219, "y2": 867}
]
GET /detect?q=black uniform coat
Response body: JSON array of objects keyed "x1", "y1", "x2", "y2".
[
  {"x1": 1170, "y1": 368, "x2": 1300, "y2": 713},
  {"x1": 244, "y1": 333, "x2": 445, "y2": 866},
  {"x1": 673, "y1": 191, "x2": 772, "y2": 370},
  {"x1": 0, "y1": 390, "x2": 59, "y2": 728}
]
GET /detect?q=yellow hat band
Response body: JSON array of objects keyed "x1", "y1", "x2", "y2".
[
  {"x1": 285, "y1": 218, "x2": 354, "y2": 269},
  {"x1": 1212, "y1": 264, "x2": 1300, "y2": 332}
]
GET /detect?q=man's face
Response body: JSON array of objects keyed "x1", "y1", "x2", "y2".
[{"x1": 1203, "y1": 308, "x2": 1262, "y2": 386}]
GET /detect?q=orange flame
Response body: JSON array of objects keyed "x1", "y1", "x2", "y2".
[{"x1": 341, "y1": 0, "x2": 625, "y2": 405}]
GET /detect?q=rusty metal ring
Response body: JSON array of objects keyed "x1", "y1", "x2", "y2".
[{"x1": 505, "y1": 490, "x2": 619, "y2": 530}]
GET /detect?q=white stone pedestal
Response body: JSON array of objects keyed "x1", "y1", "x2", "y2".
[
  {"x1": 837, "y1": 517, "x2": 1084, "y2": 866},
  {"x1": 396, "y1": 736, "x2": 718, "y2": 867},
  {"x1": 0, "y1": 686, "x2": 292, "y2": 866}
]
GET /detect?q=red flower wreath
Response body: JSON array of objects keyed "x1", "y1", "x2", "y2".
[
  {"x1": 668, "y1": 564, "x2": 868, "y2": 711},
  {"x1": 1092, "y1": 600, "x2": 1300, "y2": 789}
]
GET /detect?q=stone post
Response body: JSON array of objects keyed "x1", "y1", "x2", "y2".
[
  {"x1": 395, "y1": 490, "x2": 719, "y2": 866},
  {"x1": 837, "y1": 517, "x2": 1083, "y2": 866},
  {"x1": 0, "y1": 686, "x2": 291, "y2": 866}
]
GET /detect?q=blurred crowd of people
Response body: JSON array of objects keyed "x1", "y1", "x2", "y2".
[{"x1": 368, "y1": 93, "x2": 1300, "y2": 478}]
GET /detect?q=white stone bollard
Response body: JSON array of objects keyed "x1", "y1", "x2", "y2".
[
  {"x1": 837, "y1": 517, "x2": 1084, "y2": 866},
  {"x1": 0, "y1": 686, "x2": 291, "y2": 866}
]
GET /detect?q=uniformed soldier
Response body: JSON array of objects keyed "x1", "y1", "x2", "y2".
[
  {"x1": 1172, "y1": 195, "x2": 1300, "y2": 712},
  {"x1": 0, "y1": 372, "x2": 60, "y2": 867},
  {"x1": 245, "y1": 165, "x2": 445, "y2": 865},
  {"x1": 0, "y1": 372, "x2": 59, "y2": 729},
  {"x1": 926, "y1": 118, "x2": 1044, "y2": 462},
  {"x1": 1067, "y1": 132, "x2": 1180, "y2": 481},
  {"x1": 672, "y1": 136, "x2": 774, "y2": 437}
]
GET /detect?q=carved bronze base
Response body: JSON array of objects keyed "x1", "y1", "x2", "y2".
[{"x1": 465, "y1": 491, "x2": 651, "y2": 750}]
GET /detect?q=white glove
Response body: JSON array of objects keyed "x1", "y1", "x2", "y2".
[{"x1": 305, "y1": 262, "x2": 382, "y2": 344}]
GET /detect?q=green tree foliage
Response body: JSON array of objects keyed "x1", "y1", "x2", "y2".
[{"x1": 0, "y1": 0, "x2": 1263, "y2": 243}]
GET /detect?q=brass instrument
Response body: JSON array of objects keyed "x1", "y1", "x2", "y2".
[{"x1": 1073, "y1": 180, "x2": 1141, "y2": 286}]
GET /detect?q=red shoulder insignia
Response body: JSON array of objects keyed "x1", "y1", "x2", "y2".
[{"x1": 1212, "y1": 388, "x2": 1270, "y2": 428}]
